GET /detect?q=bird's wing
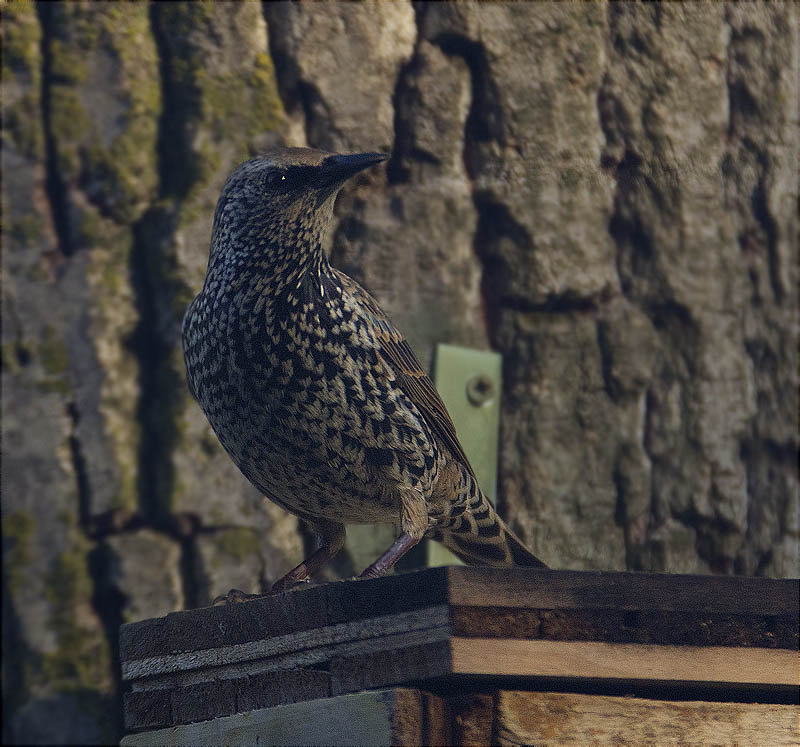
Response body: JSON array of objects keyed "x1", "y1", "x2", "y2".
[{"x1": 334, "y1": 270, "x2": 477, "y2": 479}]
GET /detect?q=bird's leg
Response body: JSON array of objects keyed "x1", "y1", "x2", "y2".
[
  {"x1": 271, "y1": 518, "x2": 346, "y2": 593},
  {"x1": 360, "y1": 487, "x2": 427, "y2": 579},
  {"x1": 359, "y1": 532, "x2": 421, "y2": 578}
]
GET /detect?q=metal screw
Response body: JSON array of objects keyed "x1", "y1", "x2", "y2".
[{"x1": 466, "y1": 373, "x2": 494, "y2": 407}]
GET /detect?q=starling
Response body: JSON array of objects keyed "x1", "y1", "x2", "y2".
[{"x1": 182, "y1": 146, "x2": 546, "y2": 595}]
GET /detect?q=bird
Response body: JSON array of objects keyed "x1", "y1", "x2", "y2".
[{"x1": 181, "y1": 146, "x2": 547, "y2": 597}]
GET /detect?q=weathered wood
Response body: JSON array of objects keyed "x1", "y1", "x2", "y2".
[
  {"x1": 329, "y1": 640, "x2": 453, "y2": 696},
  {"x1": 121, "y1": 688, "x2": 448, "y2": 747},
  {"x1": 120, "y1": 568, "x2": 799, "y2": 732},
  {"x1": 448, "y1": 638, "x2": 798, "y2": 687},
  {"x1": 123, "y1": 605, "x2": 450, "y2": 683},
  {"x1": 450, "y1": 605, "x2": 797, "y2": 648},
  {"x1": 119, "y1": 582, "x2": 331, "y2": 662},
  {"x1": 120, "y1": 569, "x2": 798, "y2": 670},
  {"x1": 119, "y1": 569, "x2": 452, "y2": 663},
  {"x1": 124, "y1": 669, "x2": 330, "y2": 732},
  {"x1": 445, "y1": 567, "x2": 800, "y2": 616},
  {"x1": 494, "y1": 690, "x2": 800, "y2": 746},
  {"x1": 450, "y1": 694, "x2": 495, "y2": 746}
]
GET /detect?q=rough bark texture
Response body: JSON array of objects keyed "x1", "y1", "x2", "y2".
[{"x1": 2, "y1": 2, "x2": 797, "y2": 743}]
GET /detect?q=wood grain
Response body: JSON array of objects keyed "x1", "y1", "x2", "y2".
[
  {"x1": 494, "y1": 690, "x2": 800, "y2": 746},
  {"x1": 450, "y1": 694, "x2": 495, "y2": 746},
  {"x1": 122, "y1": 605, "x2": 450, "y2": 682},
  {"x1": 119, "y1": 568, "x2": 799, "y2": 733},
  {"x1": 450, "y1": 605, "x2": 797, "y2": 648},
  {"x1": 120, "y1": 568, "x2": 799, "y2": 665},
  {"x1": 330, "y1": 640, "x2": 453, "y2": 696},
  {"x1": 446, "y1": 567, "x2": 800, "y2": 616},
  {"x1": 121, "y1": 688, "x2": 448, "y2": 747},
  {"x1": 124, "y1": 669, "x2": 331, "y2": 731},
  {"x1": 449, "y1": 638, "x2": 799, "y2": 686}
]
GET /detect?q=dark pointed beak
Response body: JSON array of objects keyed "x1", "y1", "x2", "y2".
[{"x1": 317, "y1": 152, "x2": 387, "y2": 195}]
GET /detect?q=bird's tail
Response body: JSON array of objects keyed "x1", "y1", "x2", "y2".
[{"x1": 432, "y1": 468, "x2": 547, "y2": 568}]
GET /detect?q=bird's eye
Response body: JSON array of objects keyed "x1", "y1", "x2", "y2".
[{"x1": 266, "y1": 170, "x2": 287, "y2": 188}]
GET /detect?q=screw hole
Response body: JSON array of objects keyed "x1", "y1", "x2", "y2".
[{"x1": 466, "y1": 374, "x2": 494, "y2": 406}]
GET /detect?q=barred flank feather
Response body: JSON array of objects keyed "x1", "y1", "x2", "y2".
[{"x1": 436, "y1": 491, "x2": 548, "y2": 569}]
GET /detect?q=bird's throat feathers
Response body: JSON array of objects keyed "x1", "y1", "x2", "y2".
[{"x1": 208, "y1": 196, "x2": 337, "y2": 298}]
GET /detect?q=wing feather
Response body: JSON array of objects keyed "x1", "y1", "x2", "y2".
[{"x1": 335, "y1": 270, "x2": 476, "y2": 479}]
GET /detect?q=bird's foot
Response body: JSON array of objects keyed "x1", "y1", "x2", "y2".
[{"x1": 212, "y1": 588, "x2": 265, "y2": 606}]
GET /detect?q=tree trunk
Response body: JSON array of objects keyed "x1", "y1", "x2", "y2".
[{"x1": 2, "y1": 2, "x2": 797, "y2": 743}]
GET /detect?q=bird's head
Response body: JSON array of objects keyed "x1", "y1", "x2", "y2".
[{"x1": 208, "y1": 146, "x2": 386, "y2": 276}]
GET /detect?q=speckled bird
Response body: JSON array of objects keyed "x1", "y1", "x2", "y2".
[{"x1": 182, "y1": 147, "x2": 546, "y2": 596}]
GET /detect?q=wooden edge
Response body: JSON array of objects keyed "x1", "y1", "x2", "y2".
[
  {"x1": 331, "y1": 639, "x2": 454, "y2": 696},
  {"x1": 449, "y1": 637, "x2": 800, "y2": 687},
  {"x1": 387, "y1": 688, "x2": 451, "y2": 746},
  {"x1": 445, "y1": 567, "x2": 800, "y2": 616},
  {"x1": 120, "y1": 569, "x2": 799, "y2": 666},
  {"x1": 449, "y1": 693, "x2": 495, "y2": 747},
  {"x1": 122, "y1": 605, "x2": 450, "y2": 681},
  {"x1": 121, "y1": 688, "x2": 447, "y2": 747},
  {"x1": 123, "y1": 669, "x2": 331, "y2": 732},
  {"x1": 493, "y1": 690, "x2": 800, "y2": 745},
  {"x1": 120, "y1": 568, "x2": 453, "y2": 663}
]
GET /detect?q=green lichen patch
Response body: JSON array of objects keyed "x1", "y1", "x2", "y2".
[
  {"x1": 49, "y1": 86, "x2": 90, "y2": 173},
  {"x1": 92, "y1": 4, "x2": 161, "y2": 221},
  {"x1": 2, "y1": 2, "x2": 45, "y2": 159},
  {"x1": 2, "y1": 2, "x2": 42, "y2": 77},
  {"x1": 48, "y1": 37, "x2": 89, "y2": 84},
  {"x1": 8, "y1": 213, "x2": 43, "y2": 250},
  {"x1": 154, "y1": 3, "x2": 285, "y2": 203},
  {"x1": 4, "y1": 90, "x2": 45, "y2": 159},
  {"x1": 37, "y1": 324, "x2": 71, "y2": 395},
  {"x1": 194, "y1": 52, "x2": 285, "y2": 144},
  {"x1": 38, "y1": 325, "x2": 69, "y2": 374},
  {"x1": 74, "y1": 206, "x2": 105, "y2": 249},
  {"x1": 46, "y1": 2, "x2": 160, "y2": 221},
  {"x1": 215, "y1": 528, "x2": 262, "y2": 564},
  {"x1": 2, "y1": 510, "x2": 35, "y2": 596},
  {"x1": 42, "y1": 535, "x2": 112, "y2": 694},
  {"x1": 248, "y1": 52, "x2": 285, "y2": 137},
  {"x1": 2, "y1": 343, "x2": 21, "y2": 374}
]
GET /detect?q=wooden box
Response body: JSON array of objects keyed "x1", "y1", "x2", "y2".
[{"x1": 120, "y1": 568, "x2": 798, "y2": 744}]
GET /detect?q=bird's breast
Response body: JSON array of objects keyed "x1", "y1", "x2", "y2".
[{"x1": 183, "y1": 273, "x2": 439, "y2": 520}]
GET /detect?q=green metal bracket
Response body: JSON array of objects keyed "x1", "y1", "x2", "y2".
[{"x1": 427, "y1": 344, "x2": 502, "y2": 568}]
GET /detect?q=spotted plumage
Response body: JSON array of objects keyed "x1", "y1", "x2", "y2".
[{"x1": 182, "y1": 146, "x2": 546, "y2": 593}]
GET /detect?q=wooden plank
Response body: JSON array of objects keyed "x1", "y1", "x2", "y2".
[
  {"x1": 120, "y1": 569, "x2": 798, "y2": 667},
  {"x1": 124, "y1": 669, "x2": 330, "y2": 731},
  {"x1": 120, "y1": 569, "x2": 799, "y2": 733},
  {"x1": 123, "y1": 605, "x2": 450, "y2": 681},
  {"x1": 323, "y1": 567, "x2": 450, "y2": 627},
  {"x1": 330, "y1": 640, "x2": 453, "y2": 696},
  {"x1": 119, "y1": 567, "x2": 451, "y2": 664},
  {"x1": 385, "y1": 688, "x2": 451, "y2": 746},
  {"x1": 449, "y1": 638, "x2": 799, "y2": 687},
  {"x1": 494, "y1": 690, "x2": 800, "y2": 746},
  {"x1": 119, "y1": 582, "x2": 330, "y2": 662},
  {"x1": 450, "y1": 605, "x2": 798, "y2": 648},
  {"x1": 446, "y1": 567, "x2": 800, "y2": 616},
  {"x1": 450, "y1": 694, "x2": 495, "y2": 746},
  {"x1": 121, "y1": 689, "x2": 448, "y2": 747}
]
